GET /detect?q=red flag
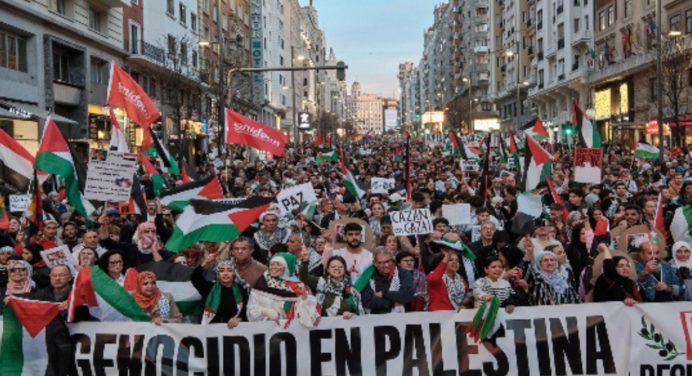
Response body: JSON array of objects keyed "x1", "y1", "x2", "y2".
[
  {"x1": 107, "y1": 62, "x2": 160, "y2": 130},
  {"x1": 225, "y1": 108, "x2": 288, "y2": 156},
  {"x1": 315, "y1": 131, "x2": 324, "y2": 146},
  {"x1": 181, "y1": 165, "x2": 193, "y2": 183},
  {"x1": 532, "y1": 118, "x2": 549, "y2": 138},
  {"x1": 543, "y1": 172, "x2": 568, "y2": 221}
]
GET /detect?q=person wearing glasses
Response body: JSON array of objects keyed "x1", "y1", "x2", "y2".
[
  {"x1": 360, "y1": 247, "x2": 413, "y2": 314},
  {"x1": 298, "y1": 254, "x2": 364, "y2": 319},
  {"x1": 96, "y1": 250, "x2": 127, "y2": 286},
  {"x1": 0, "y1": 259, "x2": 36, "y2": 315}
]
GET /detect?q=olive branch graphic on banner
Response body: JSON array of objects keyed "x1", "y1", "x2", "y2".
[{"x1": 638, "y1": 316, "x2": 685, "y2": 361}]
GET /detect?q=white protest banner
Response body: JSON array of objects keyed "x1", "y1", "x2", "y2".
[
  {"x1": 390, "y1": 208, "x2": 433, "y2": 236},
  {"x1": 40, "y1": 245, "x2": 76, "y2": 274},
  {"x1": 56, "y1": 302, "x2": 692, "y2": 375},
  {"x1": 460, "y1": 159, "x2": 480, "y2": 172},
  {"x1": 276, "y1": 182, "x2": 318, "y2": 215},
  {"x1": 442, "y1": 203, "x2": 471, "y2": 225},
  {"x1": 8, "y1": 194, "x2": 30, "y2": 212},
  {"x1": 370, "y1": 177, "x2": 395, "y2": 194},
  {"x1": 574, "y1": 147, "x2": 603, "y2": 184},
  {"x1": 84, "y1": 150, "x2": 138, "y2": 202}
]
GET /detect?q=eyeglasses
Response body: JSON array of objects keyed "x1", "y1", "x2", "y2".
[
  {"x1": 109, "y1": 260, "x2": 123, "y2": 265},
  {"x1": 9, "y1": 268, "x2": 27, "y2": 273}
]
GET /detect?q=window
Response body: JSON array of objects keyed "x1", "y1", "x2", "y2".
[
  {"x1": 537, "y1": 9, "x2": 543, "y2": 29},
  {"x1": 56, "y1": 0, "x2": 67, "y2": 15},
  {"x1": 131, "y1": 0, "x2": 138, "y2": 4},
  {"x1": 129, "y1": 22, "x2": 140, "y2": 54},
  {"x1": 574, "y1": 18, "x2": 580, "y2": 32},
  {"x1": 180, "y1": 43, "x2": 187, "y2": 65},
  {"x1": 608, "y1": 6, "x2": 615, "y2": 27},
  {"x1": 558, "y1": 58, "x2": 565, "y2": 76},
  {"x1": 0, "y1": 30, "x2": 28, "y2": 72},
  {"x1": 687, "y1": 9, "x2": 692, "y2": 34},
  {"x1": 624, "y1": 0, "x2": 632, "y2": 18},
  {"x1": 53, "y1": 51, "x2": 70, "y2": 82},
  {"x1": 88, "y1": 7, "x2": 104, "y2": 32},
  {"x1": 179, "y1": 3, "x2": 187, "y2": 26},
  {"x1": 149, "y1": 78, "x2": 157, "y2": 98},
  {"x1": 167, "y1": 34, "x2": 176, "y2": 56},
  {"x1": 167, "y1": 0, "x2": 175, "y2": 16},
  {"x1": 585, "y1": 15, "x2": 590, "y2": 30},
  {"x1": 191, "y1": 13, "x2": 197, "y2": 32},
  {"x1": 192, "y1": 50, "x2": 197, "y2": 68},
  {"x1": 538, "y1": 69, "x2": 544, "y2": 87},
  {"x1": 670, "y1": 14, "x2": 681, "y2": 32},
  {"x1": 279, "y1": 55, "x2": 284, "y2": 66},
  {"x1": 599, "y1": 10, "x2": 606, "y2": 30},
  {"x1": 475, "y1": 23, "x2": 489, "y2": 32},
  {"x1": 650, "y1": 78, "x2": 656, "y2": 100},
  {"x1": 90, "y1": 58, "x2": 107, "y2": 85},
  {"x1": 203, "y1": 0, "x2": 209, "y2": 14}
]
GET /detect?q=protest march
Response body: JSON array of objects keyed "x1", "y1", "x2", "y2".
[{"x1": 0, "y1": 62, "x2": 689, "y2": 375}]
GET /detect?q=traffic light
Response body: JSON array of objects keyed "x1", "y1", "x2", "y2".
[
  {"x1": 563, "y1": 125, "x2": 573, "y2": 136},
  {"x1": 415, "y1": 112, "x2": 421, "y2": 120},
  {"x1": 336, "y1": 61, "x2": 346, "y2": 81}
]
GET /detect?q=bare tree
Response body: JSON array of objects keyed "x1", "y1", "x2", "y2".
[{"x1": 661, "y1": 35, "x2": 692, "y2": 147}]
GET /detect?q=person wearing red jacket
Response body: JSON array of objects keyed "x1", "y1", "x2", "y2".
[{"x1": 427, "y1": 242, "x2": 469, "y2": 311}]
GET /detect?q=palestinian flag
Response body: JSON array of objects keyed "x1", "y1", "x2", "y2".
[
  {"x1": 339, "y1": 150, "x2": 366, "y2": 200},
  {"x1": 466, "y1": 296, "x2": 502, "y2": 342},
  {"x1": 127, "y1": 174, "x2": 147, "y2": 215},
  {"x1": 544, "y1": 172, "x2": 568, "y2": 220},
  {"x1": 670, "y1": 205, "x2": 692, "y2": 244},
  {"x1": 165, "y1": 197, "x2": 273, "y2": 252},
  {"x1": 0, "y1": 127, "x2": 35, "y2": 192},
  {"x1": 523, "y1": 134, "x2": 552, "y2": 191},
  {"x1": 23, "y1": 170, "x2": 43, "y2": 238},
  {"x1": 525, "y1": 118, "x2": 549, "y2": 140},
  {"x1": 181, "y1": 164, "x2": 194, "y2": 183},
  {"x1": 68, "y1": 265, "x2": 150, "y2": 322},
  {"x1": 160, "y1": 175, "x2": 224, "y2": 212},
  {"x1": 137, "y1": 261, "x2": 203, "y2": 315},
  {"x1": 0, "y1": 298, "x2": 61, "y2": 375},
  {"x1": 508, "y1": 130, "x2": 521, "y2": 172},
  {"x1": 463, "y1": 144, "x2": 482, "y2": 160},
  {"x1": 35, "y1": 117, "x2": 94, "y2": 222},
  {"x1": 140, "y1": 152, "x2": 165, "y2": 197},
  {"x1": 144, "y1": 129, "x2": 180, "y2": 176},
  {"x1": 634, "y1": 142, "x2": 660, "y2": 159},
  {"x1": 316, "y1": 149, "x2": 338, "y2": 165},
  {"x1": 573, "y1": 100, "x2": 601, "y2": 148},
  {"x1": 446, "y1": 132, "x2": 462, "y2": 157},
  {"x1": 108, "y1": 107, "x2": 130, "y2": 153}
]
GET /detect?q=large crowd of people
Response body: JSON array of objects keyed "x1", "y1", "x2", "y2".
[{"x1": 0, "y1": 135, "x2": 690, "y2": 373}]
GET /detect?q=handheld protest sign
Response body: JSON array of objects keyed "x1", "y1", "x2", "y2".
[{"x1": 329, "y1": 217, "x2": 376, "y2": 251}]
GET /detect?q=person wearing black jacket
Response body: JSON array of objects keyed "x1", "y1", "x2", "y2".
[{"x1": 191, "y1": 253, "x2": 247, "y2": 327}]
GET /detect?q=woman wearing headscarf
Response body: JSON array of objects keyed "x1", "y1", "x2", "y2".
[
  {"x1": 566, "y1": 223, "x2": 590, "y2": 285},
  {"x1": 191, "y1": 253, "x2": 246, "y2": 327},
  {"x1": 526, "y1": 248, "x2": 582, "y2": 305},
  {"x1": 298, "y1": 254, "x2": 364, "y2": 319},
  {"x1": 22, "y1": 243, "x2": 50, "y2": 288},
  {"x1": 593, "y1": 243, "x2": 641, "y2": 305},
  {"x1": 0, "y1": 245, "x2": 14, "y2": 288},
  {"x1": 669, "y1": 241, "x2": 691, "y2": 301},
  {"x1": 247, "y1": 252, "x2": 320, "y2": 328},
  {"x1": 545, "y1": 242, "x2": 575, "y2": 288},
  {"x1": 132, "y1": 271, "x2": 182, "y2": 325},
  {"x1": 253, "y1": 207, "x2": 290, "y2": 263},
  {"x1": 0, "y1": 259, "x2": 36, "y2": 314}
]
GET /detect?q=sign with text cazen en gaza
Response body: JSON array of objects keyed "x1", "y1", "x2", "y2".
[
  {"x1": 390, "y1": 208, "x2": 433, "y2": 235},
  {"x1": 34, "y1": 303, "x2": 689, "y2": 375},
  {"x1": 225, "y1": 108, "x2": 288, "y2": 156}
]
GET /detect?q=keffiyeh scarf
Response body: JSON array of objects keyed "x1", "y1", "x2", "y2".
[{"x1": 443, "y1": 273, "x2": 466, "y2": 310}]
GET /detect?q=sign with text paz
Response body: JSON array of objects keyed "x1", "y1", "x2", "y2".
[
  {"x1": 390, "y1": 208, "x2": 433, "y2": 236},
  {"x1": 298, "y1": 112, "x2": 311, "y2": 130},
  {"x1": 276, "y1": 183, "x2": 318, "y2": 215}
]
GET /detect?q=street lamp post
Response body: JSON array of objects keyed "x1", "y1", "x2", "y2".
[
  {"x1": 656, "y1": 0, "x2": 664, "y2": 162},
  {"x1": 215, "y1": 0, "x2": 225, "y2": 162}
]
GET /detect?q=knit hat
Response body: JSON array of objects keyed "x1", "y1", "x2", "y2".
[{"x1": 269, "y1": 252, "x2": 297, "y2": 279}]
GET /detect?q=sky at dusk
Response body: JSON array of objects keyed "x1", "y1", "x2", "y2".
[{"x1": 300, "y1": 0, "x2": 440, "y2": 98}]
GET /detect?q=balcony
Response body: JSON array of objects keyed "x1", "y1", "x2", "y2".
[
  {"x1": 87, "y1": 0, "x2": 128, "y2": 8},
  {"x1": 571, "y1": 29, "x2": 591, "y2": 47},
  {"x1": 587, "y1": 52, "x2": 655, "y2": 84},
  {"x1": 141, "y1": 41, "x2": 165, "y2": 64},
  {"x1": 557, "y1": 39, "x2": 565, "y2": 49},
  {"x1": 474, "y1": 46, "x2": 490, "y2": 53},
  {"x1": 545, "y1": 44, "x2": 557, "y2": 59}
]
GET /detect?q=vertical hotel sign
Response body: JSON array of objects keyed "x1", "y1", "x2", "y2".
[{"x1": 250, "y1": 0, "x2": 264, "y2": 104}]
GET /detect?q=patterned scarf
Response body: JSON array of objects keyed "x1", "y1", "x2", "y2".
[
  {"x1": 315, "y1": 276, "x2": 364, "y2": 316},
  {"x1": 254, "y1": 227, "x2": 289, "y2": 251},
  {"x1": 442, "y1": 273, "x2": 466, "y2": 310},
  {"x1": 202, "y1": 281, "x2": 243, "y2": 325},
  {"x1": 368, "y1": 268, "x2": 403, "y2": 313}
]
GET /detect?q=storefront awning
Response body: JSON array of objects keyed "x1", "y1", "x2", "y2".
[{"x1": 0, "y1": 100, "x2": 78, "y2": 126}]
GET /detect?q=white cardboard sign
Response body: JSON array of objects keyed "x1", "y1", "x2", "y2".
[
  {"x1": 276, "y1": 182, "x2": 318, "y2": 215},
  {"x1": 442, "y1": 203, "x2": 471, "y2": 225},
  {"x1": 9, "y1": 194, "x2": 30, "y2": 212},
  {"x1": 390, "y1": 208, "x2": 433, "y2": 236},
  {"x1": 84, "y1": 150, "x2": 138, "y2": 202},
  {"x1": 370, "y1": 178, "x2": 395, "y2": 194}
]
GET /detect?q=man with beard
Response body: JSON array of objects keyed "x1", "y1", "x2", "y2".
[
  {"x1": 327, "y1": 222, "x2": 373, "y2": 283},
  {"x1": 61, "y1": 221, "x2": 80, "y2": 251}
]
